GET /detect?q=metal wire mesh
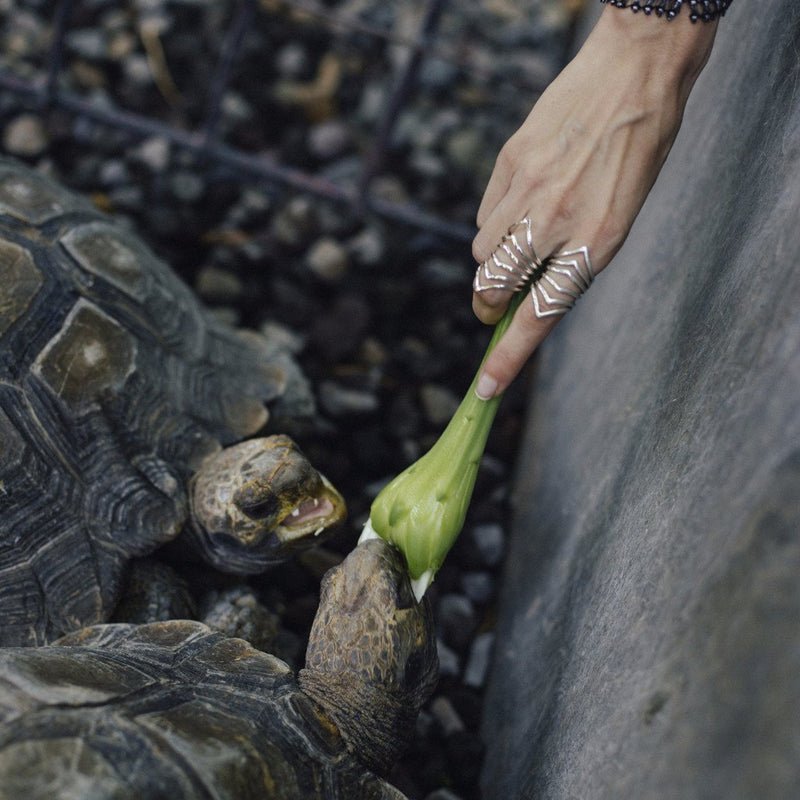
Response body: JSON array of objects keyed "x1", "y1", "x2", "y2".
[{"x1": 0, "y1": 0, "x2": 563, "y2": 242}]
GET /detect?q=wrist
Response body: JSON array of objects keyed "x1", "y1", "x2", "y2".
[{"x1": 589, "y1": 5, "x2": 718, "y2": 98}]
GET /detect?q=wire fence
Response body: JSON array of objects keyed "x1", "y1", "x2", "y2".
[{"x1": 1, "y1": 0, "x2": 570, "y2": 243}]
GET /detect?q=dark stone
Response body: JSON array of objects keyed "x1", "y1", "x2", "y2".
[{"x1": 482, "y1": 2, "x2": 800, "y2": 797}]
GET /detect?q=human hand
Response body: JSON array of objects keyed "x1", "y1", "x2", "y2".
[{"x1": 471, "y1": 6, "x2": 718, "y2": 399}]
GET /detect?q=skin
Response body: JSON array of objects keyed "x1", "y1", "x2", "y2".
[{"x1": 472, "y1": 6, "x2": 719, "y2": 398}]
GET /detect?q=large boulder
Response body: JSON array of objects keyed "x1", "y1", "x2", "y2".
[{"x1": 482, "y1": 1, "x2": 800, "y2": 797}]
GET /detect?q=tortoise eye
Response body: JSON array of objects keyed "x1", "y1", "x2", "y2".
[{"x1": 236, "y1": 495, "x2": 280, "y2": 520}]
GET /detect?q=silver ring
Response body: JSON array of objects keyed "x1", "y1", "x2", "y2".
[{"x1": 473, "y1": 217, "x2": 594, "y2": 319}]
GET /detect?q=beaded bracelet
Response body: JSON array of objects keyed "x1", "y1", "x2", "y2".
[{"x1": 600, "y1": 1, "x2": 732, "y2": 22}]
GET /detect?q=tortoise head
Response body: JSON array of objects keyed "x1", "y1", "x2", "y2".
[
  {"x1": 298, "y1": 537, "x2": 439, "y2": 774},
  {"x1": 188, "y1": 435, "x2": 346, "y2": 574}
]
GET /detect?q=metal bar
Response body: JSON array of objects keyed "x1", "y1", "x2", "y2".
[
  {"x1": 0, "y1": 73, "x2": 474, "y2": 242},
  {"x1": 0, "y1": 0, "x2": 478, "y2": 244},
  {"x1": 44, "y1": 0, "x2": 74, "y2": 101},
  {"x1": 201, "y1": 0, "x2": 258, "y2": 145},
  {"x1": 358, "y1": 0, "x2": 449, "y2": 201}
]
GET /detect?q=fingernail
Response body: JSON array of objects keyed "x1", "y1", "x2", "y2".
[{"x1": 475, "y1": 373, "x2": 498, "y2": 400}]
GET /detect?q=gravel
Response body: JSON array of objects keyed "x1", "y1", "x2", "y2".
[{"x1": 0, "y1": 1, "x2": 579, "y2": 797}]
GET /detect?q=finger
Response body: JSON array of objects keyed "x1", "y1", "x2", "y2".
[
  {"x1": 476, "y1": 151, "x2": 514, "y2": 229},
  {"x1": 474, "y1": 296, "x2": 559, "y2": 400}
]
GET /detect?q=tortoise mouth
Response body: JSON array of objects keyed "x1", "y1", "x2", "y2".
[{"x1": 274, "y1": 475, "x2": 346, "y2": 544}]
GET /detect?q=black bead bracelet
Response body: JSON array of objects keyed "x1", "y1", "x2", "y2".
[{"x1": 600, "y1": 0, "x2": 733, "y2": 22}]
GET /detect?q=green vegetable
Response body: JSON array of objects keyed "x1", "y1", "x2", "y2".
[{"x1": 361, "y1": 294, "x2": 522, "y2": 599}]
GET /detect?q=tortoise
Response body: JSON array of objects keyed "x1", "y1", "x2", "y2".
[
  {"x1": 0, "y1": 157, "x2": 346, "y2": 647},
  {"x1": 0, "y1": 538, "x2": 438, "y2": 800}
]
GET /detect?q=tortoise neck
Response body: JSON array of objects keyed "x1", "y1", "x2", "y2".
[{"x1": 298, "y1": 667, "x2": 417, "y2": 774}]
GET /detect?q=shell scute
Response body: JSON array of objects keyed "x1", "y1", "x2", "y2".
[
  {"x1": 0, "y1": 159, "x2": 326, "y2": 646},
  {"x1": 32, "y1": 299, "x2": 137, "y2": 412},
  {"x1": 0, "y1": 239, "x2": 43, "y2": 339}
]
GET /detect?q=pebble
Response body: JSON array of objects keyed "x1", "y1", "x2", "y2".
[
  {"x1": 437, "y1": 594, "x2": 477, "y2": 653},
  {"x1": 307, "y1": 120, "x2": 352, "y2": 161},
  {"x1": 347, "y1": 227, "x2": 386, "y2": 268},
  {"x1": 195, "y1": 265, "x2": 244, "y2": 303},
  {"x1": 463, "y1": 632, "x2": 494, "y2": 689},
  {"x1": 99, "y1": 158, "x2": 131, "y2": 188},
  {"x1": 65, "y1": 28, "x2": 108, "y2": 60},
  {"x1": 460, "y1": 571, "x2": 495, "y2": 605},
  {"x1": 305, "y1": 237, "x2": 349, "y2": 283},
  {"x1": 259, "y1": 320, "x2": 306, "y2": 355},
  {"x1": 424, "y1": 790, "x2": 464, "y2": 800},
  {"x1": 170, "y1": 171, "x2": 205, "y2": 203},
  {"x1": 418, "y1": 258, "x2": 470, "y2": 289},
  {"x1": 419, "y1": 383, "x2": 460, "y2": 427},
  {"x1": 270, "y1": 196, "x2": 315, "y2": 248},
  {"x1": 130, "y1": 136, "x2": 171, "y2": 173},
  {"x1": 200, "y1": 587, "x2": 279, "y2": 653},
  {"x1": 430, "y1": 696, "x2": 466, "y2": 736},
  {"x1": 436, "y1": 639, "x2": 461, "y2": 679},
  {"x1": 276, "y1": 43, "x2": 311, "y2": 79},
  {"x1": 122, "y1": 54, "x2": 153, "y2": 87},
  {"x1": 470, "y1": 522, "x2": 506, "y2": 567},
  {"x1": 318, "y1": 381, "x2": 380, "y2": 417},
  {"x1": 3, "y1": 114, "x2": 49, "y2": 157}
]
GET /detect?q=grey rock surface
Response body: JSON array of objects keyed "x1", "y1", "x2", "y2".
[{"x1": 482, "y1": 2, "x2": 800, "y2": 798}]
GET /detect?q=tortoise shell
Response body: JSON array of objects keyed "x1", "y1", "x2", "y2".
[
  {"x1": 0, "y1": 621, "x2": 408, "y2": 800},
  {"x1": 0, "y1": 539, "x2": 438, "y2": 800},
  {"x1": 0, "y1": 158, "x2": 326, "y2": 646}
]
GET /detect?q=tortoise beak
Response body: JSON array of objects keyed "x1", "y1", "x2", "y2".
[{"x1": 273, "y1": 474, "x2": 346, "y2": 545}]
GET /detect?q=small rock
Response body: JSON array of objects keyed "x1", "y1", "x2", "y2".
[
  {"x1": 276, "y1": 43, "x2": 311, "y2": 79},
  {"x1": 99, "y1": 158, "x2": 131, "y2": 187},
  {"x1": 463, "y1": 632, "x2": 494, "y2": 689},
  {"x1": 418, "y1": 258, "x2": 469, "y2": 289},
  {"x1": 209, "y1": 307, "x2": 241, "y2": 327},
  {"x1": 305, "y1": 237, "x2": 349, "y2": 283},
  {"x1": 65, "y1": 28, "x2": 108, "y2": 60},
  {"x1": 3, "y1": 115, "x2": 49, "y2": 157},
  {"x1": 470, "y1": 522, "x2": 506, "y2": 567},
  {"x1": 270, "y1": 197, "x2": 315, "y2": 248},
  {"x1": 388, "y1": 393, "x2": 422, "y2": 440},
  {"x1": 436, "y1": 639, "x2": 461, "y2": 679},
  {"x1": 307, "y1": 120, "x2": 352, "y2": 161},
  {"x1": 318, "y1": 381, "x2": 379, "y2": 417},
  {"x1": 107, "y1": 183, "x2": 144, "y2": 213},
  {"x1": 460, "y1": 571, "x2": 495, "y2": 605},
  {"x1": 201, "y1": 586, "x2": 278, "y2": 653},
  {"x1": 259, "y1": 320, "x2": 306, "y2": 355},
  {"x1": 130, "y1": 136, "x2": 171, "y2": 172},
  {"x1": 122, "y1": 54, "x2": 153, "y2": 87},
  {"x1": 195, "y1": 265, "x2": 244, "y2": 303},
  {"x1": 358, "y1": 336, "x2": 388, "y2": 367},
  {"x1": 108, "y1": 30, "x2": 137, "y2": 62},
  {"x1": 418, "y1": 57, "x2": 459, "y2": 92},
  {"x1": 419, "y1": 383, "x2": 460, "y2": 427},
  {"x1": 221, "y1": 91, "x2": 254, "y2": 125},
  {"x1": 170, "y1": 171, "x2": 205, "y2": 203},
  {"x1": 368, "y1": 175, "x2": 409, "y2": 204},
  {"x1": 437, "y1": 594, "x2": 477, "y2": 653},
  {"x1": 409, "y1": 149, "x2": 447, "y2": 179},
  {"x1": 444, "y1": 128, "x2": 486, "y2": 172},
  {"x1": 430, "y1": 696, "x2": 465, "y2": 736},
  {"x1": 424, "y1": 790, "x2": 464, "y2": 800},
  {"x1": 347, "y1": 227, "x2": 386, "y2": 267}
]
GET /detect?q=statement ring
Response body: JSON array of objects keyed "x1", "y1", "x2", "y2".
[{"x1": 473, "y1": 217, "x2": 595, "y2": 319}]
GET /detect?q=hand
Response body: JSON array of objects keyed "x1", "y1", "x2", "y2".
[{"x1": 472, "y1": 6, "x2": 718, "y2": 399}]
